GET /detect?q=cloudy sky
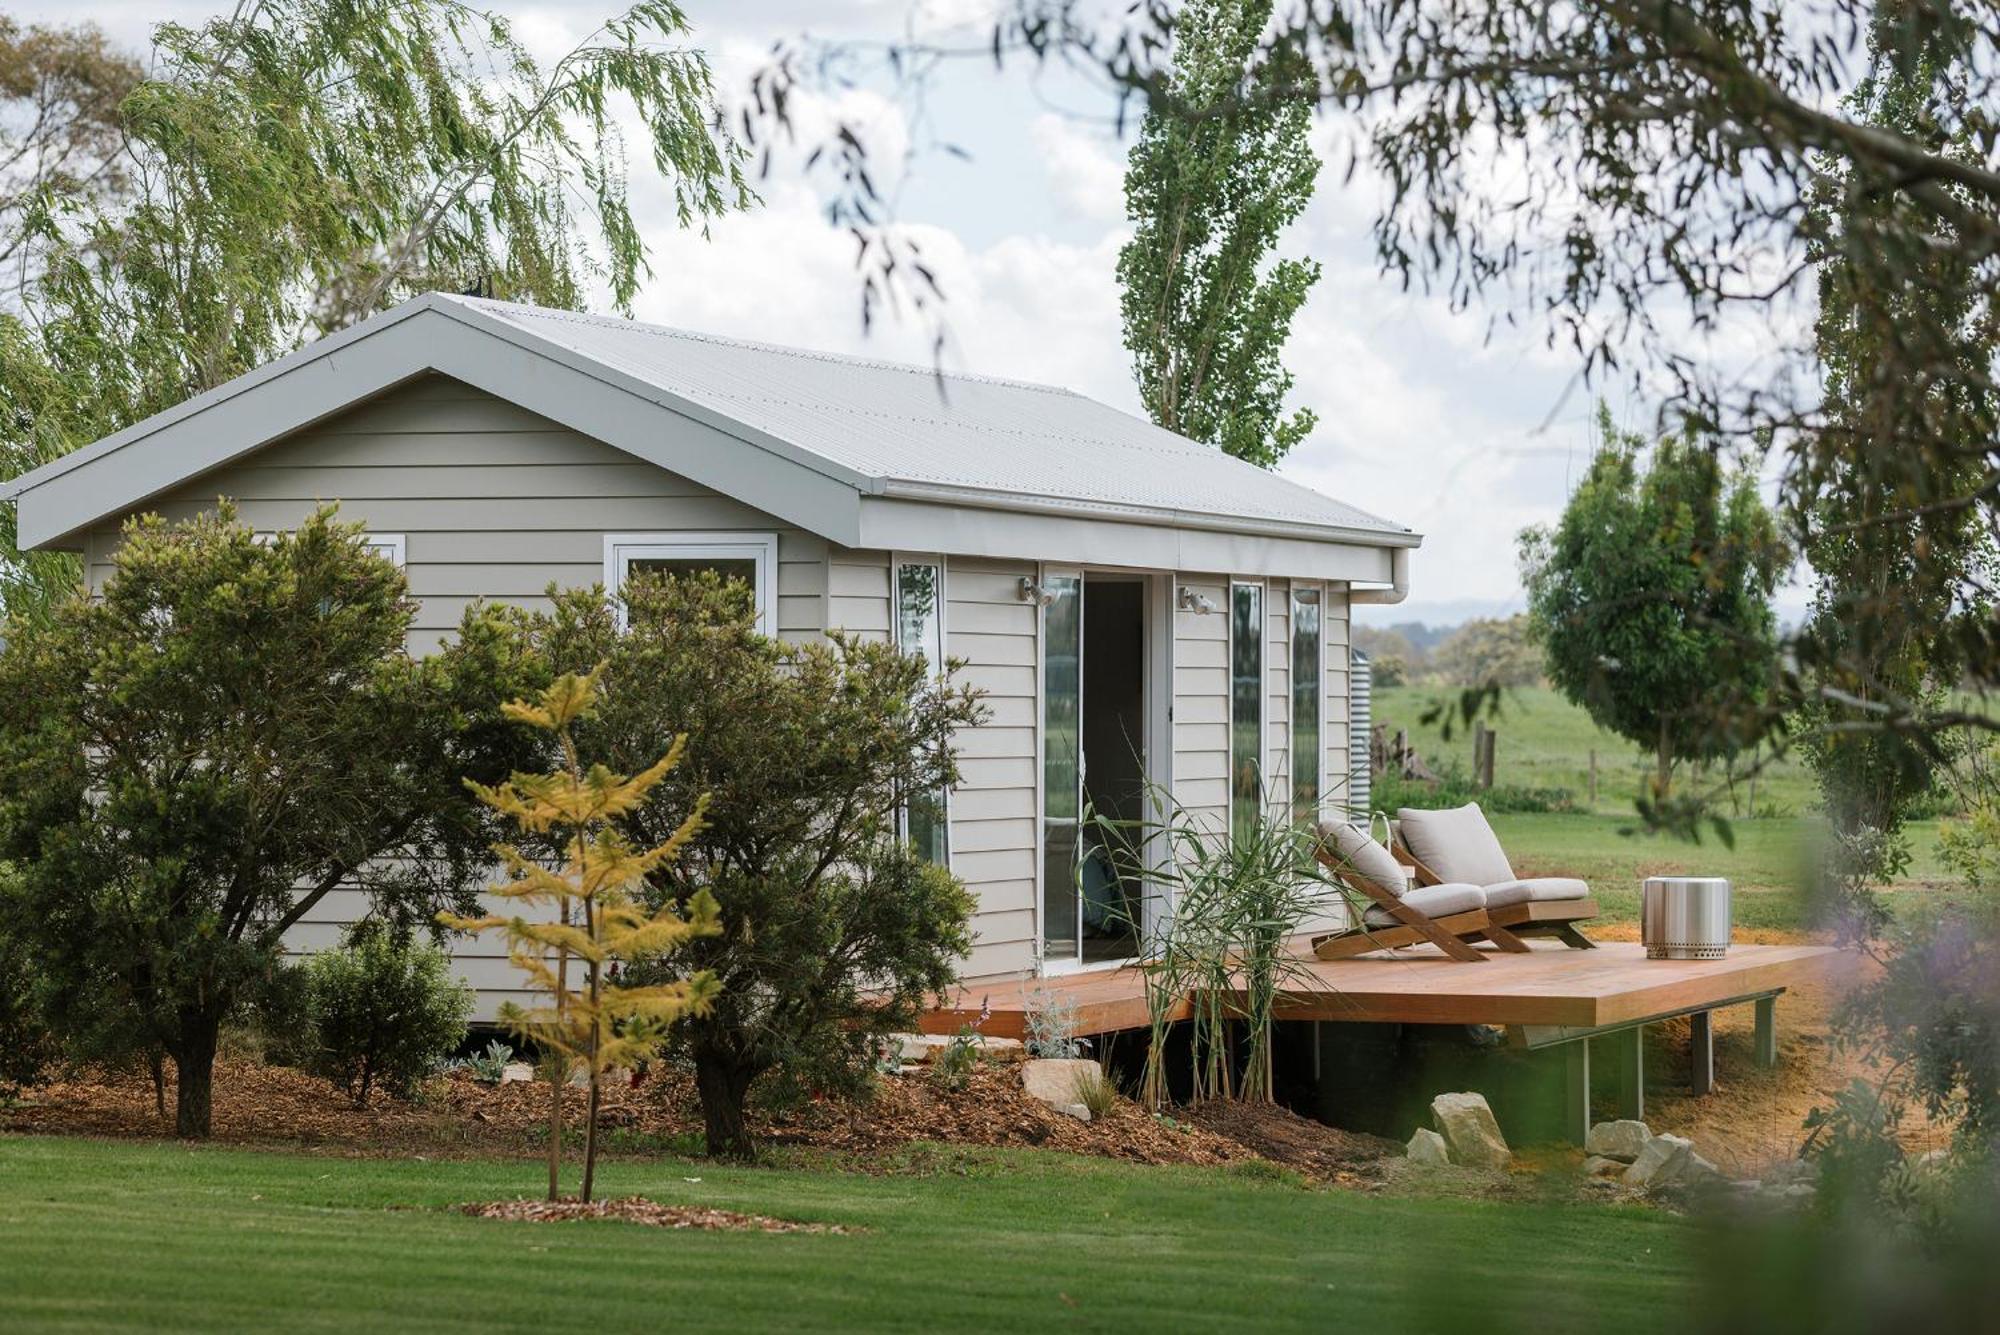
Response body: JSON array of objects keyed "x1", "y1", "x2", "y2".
[{"x1": 23, "y1": 0, "x2": 1808, "y2": 627}]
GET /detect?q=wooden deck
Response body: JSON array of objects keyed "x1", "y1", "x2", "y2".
[{"x1": 922, "y1": 940, "x2": 1847, "y2": 1040}]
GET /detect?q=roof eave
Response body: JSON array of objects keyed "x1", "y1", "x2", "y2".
[{"x1": 876, "y1": 478, "x2": 1424, "y2": 549}]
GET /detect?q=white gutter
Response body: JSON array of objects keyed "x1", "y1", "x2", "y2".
[{"x1": 1348, "y1": 545, "x2": 1411, "y2": 604}]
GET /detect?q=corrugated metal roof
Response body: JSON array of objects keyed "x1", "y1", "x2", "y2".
[{"x1": 456, "y1": 297, "x2": 1413, "y2": 541}]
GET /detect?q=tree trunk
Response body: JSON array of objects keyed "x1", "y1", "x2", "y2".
[
  {"x1": 149, "y1": 1050, "x2": 167, "y2": 1120},
  {"x1": 1656, "y1": 719, "x2": 1674, "y2": 800},
  {"x1": 693, "y1": 1049, "x2": 758, "y2": 1161},
  {"x1": 172, "y1": 1014, "x2": 220, "y2": 1139}
]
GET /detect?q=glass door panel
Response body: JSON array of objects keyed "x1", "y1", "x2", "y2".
[{"x1": 1040, "y1": 571, "x2": 1082, "y2": 965}]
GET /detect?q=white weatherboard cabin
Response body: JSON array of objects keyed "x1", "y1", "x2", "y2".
[{"x1": 3, "y1": 294, "x2": 1421, "y2": 1019}]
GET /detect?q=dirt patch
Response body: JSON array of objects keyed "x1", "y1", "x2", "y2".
[
  {"x1": 1181, "y1": 1099, "x2": 1403, "y2": 1188},
  {"x1": 456, "y1": 1196, "x2": 848, "y2": 1232}
]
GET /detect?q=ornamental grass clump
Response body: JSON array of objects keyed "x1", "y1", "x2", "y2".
[{"x1": 441, "y1": 666, "x2": 722, "y2": 1203}]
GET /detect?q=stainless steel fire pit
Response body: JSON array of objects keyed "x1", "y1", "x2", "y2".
[{"x1": 1642, "y1": 876, "x2": 1731, "y2": 960}]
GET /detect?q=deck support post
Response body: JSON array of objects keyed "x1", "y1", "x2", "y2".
[
  {"x1": 1561, "y1": 1040, "x2": 1590, "y2": 1144},
  {"x1": 1689, "y1": 1010, "x2": 1715, "y2": 1095},
  {"x1": 1613, "y1": 1024, "x2": 1645, "y2": 1121},
  {"x1": 1753, "y1": 996, "x2": 1777, "y2": 1068}
]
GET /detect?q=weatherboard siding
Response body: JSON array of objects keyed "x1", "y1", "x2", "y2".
[
  {"x1": 945, "y1": 558, "x2": 1040, "y2": 981},
  {"x1": 1172, "y1": 574, "x2": 1231, "y2": 832}
]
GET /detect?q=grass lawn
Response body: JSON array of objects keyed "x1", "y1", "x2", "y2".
[
  {"x1": 0, "y1": 1135, "x2": 1697, "y2": 1334},
  {"x1": 1372, "y1": 684, "x2": 1822, "y2": 815},
  {"x1": 1489, "y1": 812, "x2": 1970, "y2": 933}
]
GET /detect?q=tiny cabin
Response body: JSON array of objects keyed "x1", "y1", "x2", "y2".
[{"x1": 3, "y1": 294, "x2": 1420, "y2": 1017}]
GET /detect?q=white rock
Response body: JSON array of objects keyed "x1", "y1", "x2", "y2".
[
  {"x1": 1584, "y1": 1119, "x2": 1653, "y2": 1162},
  {"x1": 1056, "y1": 1102, "x2": 1092, "y2": 1122},
  {"x1": 1021, "y1": 1058, "x2": 1105, "y2": 1109},
  {"x1": 1430, "y1": 1092, "x2": 1511, "y2": 1169},
  {"x1": 1623, "y1": 1133, "x2": 1694, "y2": 1188},
  {"x1": 499, "y1": 1062, "x2": 536, "y2": 1084},
  {"x1": 1406, "y1": 1127, "x2": 1451, "y2": 1166},
  {"x1": 884, "y1": 1032, "x2": 1025, "y2": 1063}
]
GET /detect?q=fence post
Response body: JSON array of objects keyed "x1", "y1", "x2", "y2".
[{"x1": 1588, "y1": 748, "x2": 1598, "y2": 806}]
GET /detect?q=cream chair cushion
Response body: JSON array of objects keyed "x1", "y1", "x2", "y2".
[
  {"x1": 1485, "y1": 876, "x2": 1590, "y2": 904},
  {"x1": 1320, "y1": 821, "x2": 1409, "y2": 899},
  {"x1": 1397, "y1": 803, "x2": 1515, "y2": 886},
  {"x1": 1363, "y1": 882, "x2": 1485, "y2": 928}
]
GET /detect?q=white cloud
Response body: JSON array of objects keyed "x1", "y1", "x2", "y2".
[{"x1": 1030, "y1": 114, "x2": 1127, "y2": 224}]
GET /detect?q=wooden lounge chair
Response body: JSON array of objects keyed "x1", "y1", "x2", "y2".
[
  {"x1": 1389, "y1": 804, "x2": 1599, "y2": 950},
  {"x1": 1309, "y1": 821, "x2": 1531, "y2": 963}
]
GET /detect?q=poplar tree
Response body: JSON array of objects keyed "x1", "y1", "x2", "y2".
[
  {"x1": 444, "y1": 667, "x2": 721, "y2": 1203},
  {"x1": 1116, "y1": 0, "x2": 1321, "y2": 468}
]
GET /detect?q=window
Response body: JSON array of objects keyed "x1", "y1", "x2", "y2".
[
  {"x1": 1230, "y1": 582, "x2": 1265, "y2": 843},
  {"x1": 361, "y1": 533, "x2": 406, "y2": 567},
  {"x1": 1291, "y1": 586, "x2": 1322, "y2": 819},
  {"x1": 895, "y1": 560, "x2": 949, "y2": 866},
  {"x1": 603, "y1": 532, "x2": 778, "y2": 630}
]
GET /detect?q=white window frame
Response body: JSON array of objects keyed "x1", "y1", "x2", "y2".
[
  {"x1": 362, "y1": 533, "x2": 407, "y2": 568},
  {"x1": 603, "y1": 532, "x2": 779, "y2": 631}
]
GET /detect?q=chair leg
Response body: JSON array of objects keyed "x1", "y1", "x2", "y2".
[
  {"x1": 1478, "y1": 923, "x2": 1532, "y2": 953},
  {"x1": 1552, "y1": 922, "x2": 1597, "y2": 950}
]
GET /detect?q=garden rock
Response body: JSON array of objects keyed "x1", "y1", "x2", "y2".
[
  {"x1": 1056, "y1": 1103, "x2": 1092, "y2": 1122},
  {"x1": 1622, "y1": 1133, "x2": 1693, "y2": 1188},
  {"x1": 499, "y1": 1062, "x2": 536, "y2": 1085},
  {"x1": 1021, "y1": 1058, "x2": 1104, "y2": 1111},
  {"x1": 1405, "y1": 1128, "x2": 1450, "y2": 1166},
  {"x1": 1584, "y1": 1119, "x2": 1652, "y2": 1162},
  {"x1": 1581, "y1": 1155, "x2": 1626, "y2": 1178},
  {"x1": 1429, "y1": 1092, "x2": 1510, "y2": 1169},
  {"x1": 886, "y1": 1032, "x2": 1023, "y2": 1064}
]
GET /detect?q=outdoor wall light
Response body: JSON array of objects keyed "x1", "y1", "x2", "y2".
[
  {"x1": 1018, "y1": 577, "x2": 1058, "y2": 606},
  {"x1": 1177, "y1": 586, "x2": 1218, "y2": 615}
]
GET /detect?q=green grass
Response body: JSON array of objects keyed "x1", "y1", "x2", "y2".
[
  {"x1": 1489, "y1": 813, "x2": 1974, "y2": 933},
  {"x1": 0, "y1": 1135, "x2": 1697, "y2": 1334},
  {"x1": 1372, "y1": 684, "x2": 1821, "y2": 815}
]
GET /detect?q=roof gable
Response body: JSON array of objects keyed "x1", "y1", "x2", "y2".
[{"x1": 5, "y1": 293, "x2": 1419, "y2": 555}]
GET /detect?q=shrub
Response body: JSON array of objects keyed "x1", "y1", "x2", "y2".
[
  {"x1": 1368, "y1": 764, "x2": 1575, "y2": 817},
  {"x1": 0, "y1": 913, "x2": 58, "y2": 1100},
  {"x1": 301, "y1": 924, "x2": 473, "y2": 1107},
  {"x1": 517, "y1": 572, "x2": 984, "y2": 1159}
]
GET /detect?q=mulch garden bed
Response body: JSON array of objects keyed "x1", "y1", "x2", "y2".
[
  {"x1": 456, "y1": 1197, "x2": 851, "y2": 1232},
  {"x1": 3, "y1": 1053, "x2": 1397, "y2": 1184}
]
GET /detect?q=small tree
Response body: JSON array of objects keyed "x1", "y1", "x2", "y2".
[
  {"x1": 1521, "y1": 409, "x2": 1787, "y2": 802},
  {"x1": 1117, "y1": 0, "x2": 1321, "y2": 468},
  {"x1": 1428, "y1": 615, "x2": 1545, "y2": 689},
  {"x1": 299, "y1": 923, "x2": 473, "y2": 1108},
  {"x1": 0, "y1": 505, "x2": 538, "y2": 1136},
  {"x1": 442, "y1": 666, "x2": 721, "y2": 1202},
  {"x1": 524, "y1": 573, "x2": 982, "y2": 1159}
]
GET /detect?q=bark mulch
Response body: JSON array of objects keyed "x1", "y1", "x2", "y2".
[
  {"x1": 456, "y1": 1197, "x2": 850, "y2": 1232},
  {"x1": 6, "y1": 1055, "x2": 1378, "y2": 1178}
]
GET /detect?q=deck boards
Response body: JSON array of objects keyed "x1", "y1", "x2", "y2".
[{"x1": 923, "y1": 941, "x2": 1846, "y2": 1038}]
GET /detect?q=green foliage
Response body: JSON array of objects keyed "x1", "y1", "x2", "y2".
[
  {"x1": 299, "y1": 924, "x2": 472, "y2": 1107},
  {"x1": 0, "y1": 891, "x2": 59, "y2": 1099},
  {"x1": 927, "y1": 1025, "x2": 984, "y2": 1093},
  {"x1": 0, "y1": 505, "x2": 540, "y2": 1136},
  {"x1": 1521, "y1": 408, "x2": 1788, "y2": 806},
  {"x1": 1092, "y1": 788, "x2": 1344, "y2": 1107},
  {"x1": 1367, "y1": 766, "x2": 1575, "y2": 818},
  {"x1": 0, "y1": 0, "x2": 746, "y2": 622},
  {"x1": 508, "y1": 571, "x2": 984, "y2": 1159},
  {"x1": 454, "y1": 1038, "x2": 516, "y2": 1085},
  {"x1": 1116, "y1": 0, "x2": 1320, "y2": 467},
  {"x1": 1796, "y1": 10, "x2": 1994, "y2": 903}
]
